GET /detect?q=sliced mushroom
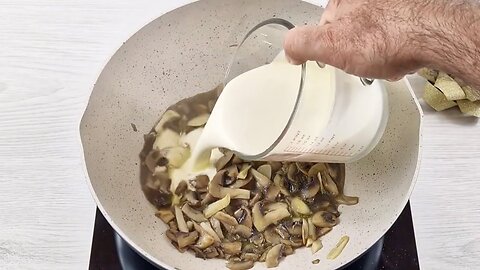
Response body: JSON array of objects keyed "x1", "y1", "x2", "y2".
[
  {"x1": 234, "y1": 207, "x2": 253, "y2": 228},
  {"x1": 161, "y1": 146, "x2": 190, "y2": 168},
  {"x1": 222, "y1": 241, "x2": 242, "y2": 255},
  {"x1": 184, "y1": 191, "x2": 200, "y2": 207},
  {"x1": 248, "y1": 192, "x2": 262, "y2": 207},
  {"x1": 193, "y1": 222, "x2": 215, "y2": 249},
  {"x1": 186, "y1": 221, "x2": 194, "y2": 231},
  {"x1": 259, "y1": 248, "x2": 270, "y2": 262},
  {"x1": 265, "y1": 244, "x2": 283, "y2": 268},
  {"x1": 317, "y1": 227, "x2": 333, "y2": 237},
  {"x1": 174, "y1": 205, "x2": 189, "y2": 233},
  {"x1": 177, "y1": 231, "x2": 199, "y2": 248},
  {"x1": 175, "y1": 180, "x2": 188, "y2": 195},
  {"x1": 213, "y1": 211, "x2": 238, "y2": 227},
  {"x1": 283, "y1": 245, "x2": 294, "y2": 256},
  {"x1": 257, "y1": 164, "x2": 272, "y2": 179},
  {"x1": 242, "y1": 253, "x2": 260, "y2": 261},
  {"x1": 187, "y1": 113, "x2": 210, "y2": 127},
  {"x1": 234, "y1": 224, "x2": 252, "y2": 238},
  {"x1": 201, "y1": 193, "x2": 216, "y2": 206},
  {"x1": 295, "y1": 162, "x2": 309, "y2": 175},
  {"x1": 327, "y1": 236, "x2": 349, "y2": 259},
  {"x1": 290, "y1": 197, "x2": 312, "y2": 216},
  {"x1": 193, "y1": 175, "x2": 209, "y2": 191},
  {"x1": 153, "y1": 128, "x2": 180, "y2": 150},
  {"x1": 166, "y1": 229, "x2": 177, "y2": 242},
  {"x1": 312, "y1": 211, "x2": 339, "y2": 228},
  {"x1": 264, "y1": 184, "x2": 280, "y2": 201},
  {"x1": 229, "y1": 173, "x2": 253, "y2": 188},
  {"x1": 251, "y1": 168, "x2": 271, "y2": 187},
  {"x1": 286, "y1": 163, "x2": 297, "y2": 181},
  {"x1": 209, "y1": 217, "x2": 224, "y2": 240},
  {"x1": 140, "y1": 132, "x2": 156, "y2": 159},
  {"x1": 311, "y1": 239, "x2": 323, "y2": 254},
  {"x1": 237, "y1": 164, "x2": 251, "y2": 179},
  {"x1": 200, "y1": 221, "x2": 221, "y2": 242},
  {"x1": 308, "y1": 163, "x2": 327, "y2": 178},
  {"x1": 282, "y1": 237, "x2": 304, "y2": 248},
  {"x1": 252, "y1": 201, "x2": 290, "y2": 232},
  {"x1": 209, "y1": 170, "x2": 250, "y2": 199},
  {"x1": 308, "y1": 217, "x2": 317, "y2": 241},
  {"x1": 302, "y1": 218, "x2": 309, "y2": 244},
  {"x1": 274, "y1": 224, "x2": 290, "y2": 239},
  {"x1": 300, "y1": 176, "x2": 320, "y2": 199},
  {"x1": 284, "y1": 220, "x2": 302, "y2": 236},
  {"x1": 145, "y1": 149, "x2": 167, "y2": 172},
  {"x1": 154, "y1": 110, "x2": 181, "y2": 132},
  {"x1": 204, "y1": 194, "x2": 231, "y2": 218},
  {"x1": 264, "y1": 227, "x2": 282, "y2": 245},
  {"x1": 335, "y1": 194, "x2": 359, "y2": 205},
  {"x1": 215, "y1": 151, "x2": 234, "y2": 170},
  {"x1": 321, "y1": 172, "x2": 339, "y2": 196},
  {"x1": 249, "y1": 233, "x2": 265, "y2": 246},
  {"x1": 181, "y1": 204, "x2": 206, "y2": 222},
  {"x1": 155, "y1": 208, "x2": 175, "y2": 223},
  {"x1": 204, "y1": 246, "x2": 220, "y2": 258},
  {"x1": 226, "y1": 260, "x2": 254, "y2": 270},
  {"x1": 273, "y1": 174, "x2": 290, "y2": 196}
]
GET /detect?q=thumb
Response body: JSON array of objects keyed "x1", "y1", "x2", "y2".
[{"x1": 283, "y1": 24, "x2": 343, "y2": 67}]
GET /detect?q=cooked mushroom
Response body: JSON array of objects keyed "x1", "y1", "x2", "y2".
[
  {"x1": 257, "y1": 164, "x2": 272, "y2": 179},
  {"x1": 204, "y1": 194, "x2": 231, "y2": 218},
  {"x1": 193, "y1": 222, "x2": 215, "y2": 249},
  {"x1": 143, "y1": 184, "x2": 172, "y2": 209},
  {"x1": 153, "y1": 128, "x2": 180, "y2": 150},
  {"x1": 200, "y1": 221, "x2": 221, "y2": 242},
  {"x1": 264, "y1": 227, "x2": 282, "y2": 245},
  {"x1": 290, "y1": 197, "x2": 312, "y2": 216},
  {"x1": 187, "y1": 113, "x2": 210, "y2": 127},
  {"x1": 312, "y1": 211, "x2": 339, "y2": 227},
  {"x1": 140, "y1": 132, "x2": 156, "y2": 159},
  {"x1": 161, "y1": 146, "x2": 190, "y2": 168},
  {"x1": 230, "y1": 173, "x2": 253, "y2": 188},
  {"x1": 302, "y1": 218, "x2": 309, "y2": 244},
  {"x1": 181, "y1": 204, "x2": 206, "y2": 222},
  {"x1": 242, "y1": 253, "x2": 260, "y2": 261},
  {"x1": 175, "y1": 180, "x2": 188, "y2": 195},
  {"x1": 318, "y1": 227, "x2": 333, "y2": 237},
  {"x1": 145, "y1": 149, "x2": 167, "y2": 172},
  {"x1": 251, "y1": 168, "x2": 271, "y2": 187},
  {"x1": 327, "y1": 236, "x2": 349, "y2": 259},
  {"x1": 184, "y1": 191, "x2": 200, "y2": 207},
  {"x1": 265, "y1": 244, "x2": 283, "y2": 268},
  {"x1": 177, "y1": 231, "x2": 199, "y2": 248},
  {"x1": 193, "y1": 175, "x2": 209, "y2": 191},
  {"x1": 274, "y1": 224, "x2": 290, "y2": 239},
  {"x1": 222, "y1": 241, "x2": 242, "y2": 255},
  {"x1": 215, "y1": 151, "x2": 234, "y2": 170},
  {"x1": 300, "y1": 176, "x2": 320, "y2": 199},
  {"x1": 204, "y1": 246, "x2": 220, "y2": 258},
  {"x1": 209, "y1": 170, "x2": 250, "y2": 199},
  {"x1": 311, "y1": 239, "x2": 323, "y2": 254},
  {"x1": 252, "y1": 201, "x2": 290, "y2": 232},
  {"x1": 321, "y1": 172, "x2": 339, "y2": 196},
  {"x1": 283, "y1": 245, "x2": 294, "y2": 256},
  {"x1": 233, "y1": 224, "x2": 252, "y2": 238},
  {"x1": 154, "y1": 110, "x2": 181, "y2": 132},
  {"x1": 213, "y1": 211, "x2": 239, "y2": 227},
  {"x1": 174, "y1": 205, "x2": 189, "y2": 233},
  {"x1": 265, "y1": 184, "x2": 280, "y2": 201},
  {"x1": 307, "y1": 163, "x2": 327, "y2": 177},
  {"x1": 155, "y1": 208, "x2": 175, "y2": 223},
  {"x1": 234, "y1": 207, "x2": 253, "y2": 228},
  {"x1": 335, "y1": 194, "x2": 359, "y2": 205},
  {"x1": 248, "y1": 192, "x2": 262, "y2": 207},
  {"x1": 210, "y1": 217, "x2": 224, "y2": 240},
  {"x1": 273, "y1": 174, "x2": 290, "y2": 196},
  {"x1": 249, "y1": 233, "x2": 265, "y2": 246},
  {"x1": 237, "y1": 164, "x2": 251, "y2": 179},
  {"x1": 308, "y1": 217, "x2": 317, "y2": 240},
  {"x1": 200, "y1": 193, "x2": 216, "y2": 206},
  {"x1": 226, "y1": 260, "x2": 254, "y2": 270}
]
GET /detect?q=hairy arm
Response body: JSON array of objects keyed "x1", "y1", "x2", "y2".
[{"x1": 284, "y1": 0, "x2": 480, "y2": 91}]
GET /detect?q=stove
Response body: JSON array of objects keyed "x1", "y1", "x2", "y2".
[{"x1": 89, "y1": 203, "x2": 419, "y2": 270}]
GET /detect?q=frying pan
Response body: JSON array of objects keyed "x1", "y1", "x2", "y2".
[{"x1": 80, "y1": 0, "x2": 423, "y2": 269}]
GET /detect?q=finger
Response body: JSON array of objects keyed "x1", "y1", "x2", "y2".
[{"x1": 283, "y1": 24, "x2": 343, "y2": 66}]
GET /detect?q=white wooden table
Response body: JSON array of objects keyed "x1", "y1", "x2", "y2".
[{"x1": 0, "y1": 1, "x2": 478, "y2": 270}]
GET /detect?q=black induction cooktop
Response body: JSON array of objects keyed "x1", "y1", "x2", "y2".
[{"x1": 89, "y1": 202, "x2": 419, "y2": 270}]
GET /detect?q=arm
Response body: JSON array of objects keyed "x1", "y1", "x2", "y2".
[{"x1": 284, "y1": 0, "x2": 480, "y2": 91}]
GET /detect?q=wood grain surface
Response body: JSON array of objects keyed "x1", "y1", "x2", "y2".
[{"x1": 0, "y1": 0, "x2": 478, "y2": 269}]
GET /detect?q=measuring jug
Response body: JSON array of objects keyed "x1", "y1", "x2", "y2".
[{"x1": 217, "y1": 18, "x2": 389, "y2": 163}]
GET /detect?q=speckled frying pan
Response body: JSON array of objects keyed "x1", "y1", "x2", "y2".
[{"x1": 79, "y1": 0, "x2": 423, "y2": 269}]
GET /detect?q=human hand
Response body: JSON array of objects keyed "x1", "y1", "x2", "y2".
[{"x1": 283, "y1": 0, "x2": 431, "y2": 80}]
